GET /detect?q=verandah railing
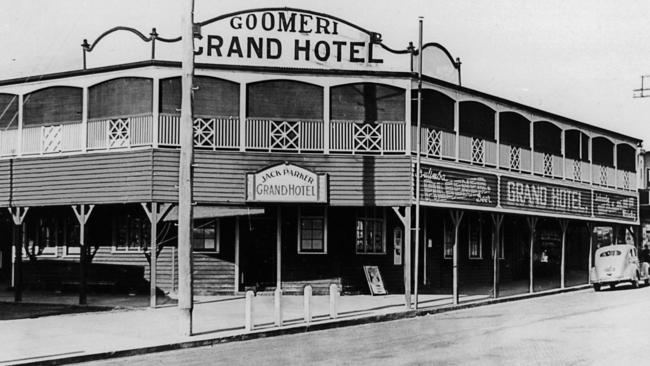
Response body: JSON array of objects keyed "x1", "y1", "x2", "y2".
[{"x1": 0, "y1": 113, "x2": 638, "y2": 191}]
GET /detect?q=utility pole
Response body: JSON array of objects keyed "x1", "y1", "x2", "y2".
[
  {"x1": 413, "y1": 16, "x2": 423, "y2": 310},
  {"x1": 633, "y1": 75, "x2": 650, "y2": 98},
  {"x1": 178, "y1": 0, "x2": 195, "y2": 337}
]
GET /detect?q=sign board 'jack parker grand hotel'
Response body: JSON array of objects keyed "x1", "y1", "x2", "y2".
[{"x1": 0, "y1": 8, "x2": 642, "y2": 310}]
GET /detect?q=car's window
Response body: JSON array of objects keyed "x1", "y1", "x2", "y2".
[{"x1": 599, "y1": 250, "x2": 622, "y2": 257}]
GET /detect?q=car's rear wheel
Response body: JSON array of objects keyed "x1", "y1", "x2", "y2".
[{"x1": 593, "y1": 283, "x2": 601, "y2": 292}]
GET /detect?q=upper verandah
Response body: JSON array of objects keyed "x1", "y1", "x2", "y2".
[
  {"x1": 0, "y1": 61, "x2": 640, "y2": 194},
  {"x1": 0, "y1": 60, "x2": 640, "y2": 146}
]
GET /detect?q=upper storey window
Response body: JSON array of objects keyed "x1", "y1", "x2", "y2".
[
  {"x1": 499, "y1": 112, "x2": 530, "y2": 149},
  {"x1": 89, "y1": 77, "x2": 152, "y2": 119},
  {"x1": 564, "y1": 129, "x2": 589, "y2": 162},
  {"x1": 412, "y1": 89, "x2": 454, "y2": 131},
  {"x1": 160, "y1": 76, "x2": 239, "y2": 118},
  {"x1": 616, "y1": 144, "x2": 636, "y2": 172},
  {"x1": 331, "y1": 83, "x2": 404, "y2": 122},
  {"x1": 248, "y1": 80, "x2": 322, "y2": 119},
  {"x1": 0, "y1": 93, "x2": 18, "y2": 130},
  {"x1": 533, "y1": 121, "x2": 561, "y2": 156},
  {"x1": 459, "y1": 101, "x2": 494, "y2": 140},
  {"x1": 592, "y1": 136, "x2": 614, "y2": 167},
  {"x1": 23, "y1": 86, "x2": 82, "y2": 126}
]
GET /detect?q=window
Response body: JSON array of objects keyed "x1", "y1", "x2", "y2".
[
  {"x1": 443, "y1": 221, "x2": 453, "y2": 259},
  {"x1": 356, "y1": 208, "x2": 385, "y2": 254},
  {"x1": 468, "y1": 218, "x2": 483, "y2": 259},
  {"x1": 298, "y1": 206, "x2": 327, "y2": 254},
  {"x1": 193, "y1": 219, "x2": 220, "y2": 252},
  {"x1": 113, "y1": 213, "x2": 149, "y2": 252}
]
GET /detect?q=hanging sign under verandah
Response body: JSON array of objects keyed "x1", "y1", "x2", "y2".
[{"x1": 246, "y1": 162, "x2": 328, "y2": 203}]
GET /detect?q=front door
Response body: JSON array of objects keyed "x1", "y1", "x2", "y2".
[{"x1": 241, "y1": 209, "x2": 276, "y2": 291}]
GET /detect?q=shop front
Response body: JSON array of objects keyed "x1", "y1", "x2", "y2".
[{"x1": 416, "y1": 162, "x2": 639, "y2": 301}]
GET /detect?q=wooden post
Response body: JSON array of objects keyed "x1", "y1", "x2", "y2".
[
  {"x1": 329, "y1": 283, "x2": 338, "y2": 319},
  {"x1": 491, "y1": 214, "x2": 504, "y2": 299},
  {"x1": 587, "y1": 222, "x2": 593, "y2": 284},
  {"x1": 423, "y1": 209, "x2": 428, "y2": 286},
  {"x1": 8, "y1": 207, "x2": 28, "y2": 302},
  {"x1": 413, "y1": 17, "x2": 423, "y2": 310},
  {"x1": 141, "y1": 203, "x2": 172, "y2": 308},
  {"x1": 152, "y1": 78, "x2": 160, "y2": 147},
  {"x1": 276, "y1": 206, "x2": 282, "y2": 290},
  {"x1": 234, "y1": 217, "x2": 240, "y2": 293},
  {"x1": 450, "y1": 210, "x2": 464, "y2": 305},
  {"x1": 526, "y1": 217, "x2": 538, "y2": 293},
  {"x1": 559, "y1": 219, "x2": 569, "y2": 289},
  {"x1": 323, "y1": 86, "x2": 330, "y2": 154},
  {"x1": 82, "y1": 87, "x2": 88, "y2": 152},
  {"x1": 244, "y1": 290, "x2": 254, "y2": 331},
  {"x1": 239, "y1": 83, "x2": 246, "y2": 152},
  {"x1": 391, "y1": 206, "x2": 411, "y2": 309},
  {"x1": 178, "y1": 0, "x2": 195, "y2": 337},
  {"x1": 72, "y1": 204, "x2": 95, "y2": 305},
  {"x1": 404, "y1": 207, "x2": 412, "y2": 309}
]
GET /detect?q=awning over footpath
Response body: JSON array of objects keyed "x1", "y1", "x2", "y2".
[{"x1": 163, "y1": 205, "x2": 265, "y2": 221}]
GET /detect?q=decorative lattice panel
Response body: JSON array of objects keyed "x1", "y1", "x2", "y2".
[
  {"x1": 354, "y1": 123, "x2": 382, "y2": 152},
  {"x1": 193, "y1": 118, "x2": 215, "y2": 148},
  {"x1": 573, "y1": 160, "x2": 581, "y2": 181},
  {"x1": 270, "y1": 120, "x2": 299, "y2": 150},
  {"x1": 471, "y1": 138, "x2": 485, "y2": 164},
  {"x1": 426, "y1": 129, "x2": 442, "y2": 157},
  {"x1": 543, "y1": 153, "x2": 553, "y2": 176},
  {"x1": 509, "y1": 146, "x2": 521, "y2": 170},
  {"x1": 108, "y1": 119, "x2": 129, "y2": 148},
  {"x1": 623, "y1": 171, "x2": 630, "y2": 190},
  {"x1": 42, "y1": 125, "x2": 62, "y2": 153},
  {"x1": 599, "y1": 165, "x2": 608, "y2": 185}
]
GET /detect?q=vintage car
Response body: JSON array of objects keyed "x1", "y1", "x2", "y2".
[{"x1": 591, "y1": 244, "x2": 650, "y2": 291}]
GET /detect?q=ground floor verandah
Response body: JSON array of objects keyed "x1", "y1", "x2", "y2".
[{"x1": 0, "y1": 202, "x2": 640, "y2": 308}]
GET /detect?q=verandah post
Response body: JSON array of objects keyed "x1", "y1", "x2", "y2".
[
  {"x1": 526, "y1": 217, "x2": 538, "y2": 293},
  {"x1": 72, "y1": 204, "x2": 95, "y2": 305},
  {"x1": 404, "y1": 207, "x2": 412, "y2": 309},
  {"x1": 450, "y1": 210, "x2": 464, "y2": 305},
  {"x1": 8, "y1": 207, "x2": 28, "y2": 303},
  {"x1": 559, "y1": 219, "x2": 569, "y2": 289},
  {"x1": 491, "y1": 213, "x2": 504, "y2": 299},
  {"x1": 141, "y1": 202, "x2": 173, "y2": 308}
]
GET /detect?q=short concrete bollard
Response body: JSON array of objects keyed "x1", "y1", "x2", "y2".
[
  {"x1": 303, "y1": 285, "x2": 312, "y2": 324},
  {"x1": 244, "y1": 290, "x2": 254, "y2": 332},
  {"x1": 274, "y1": 287, "x2": 283, "y2": 327},
  {"x1": 329, "y1": 283, "x2": 339, "y2": 319}
]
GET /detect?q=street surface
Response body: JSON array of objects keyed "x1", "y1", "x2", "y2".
[{"x1": 83, "y1": 285, "x2": 650, "y2": 366}]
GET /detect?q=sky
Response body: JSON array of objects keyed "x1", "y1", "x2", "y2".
[{"x1": 1, "y1": 0, "x2": 649, "y2": 146}]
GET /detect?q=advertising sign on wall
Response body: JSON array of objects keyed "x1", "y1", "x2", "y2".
[
  {"x1": 418, "y1": 165, "x2": 498, "y2": 207},
  {"x1": 500, "y1": 177, "x2": 592, "y2": 217},
  {"x1": 592, "y1": 190, "x2": 638, "y2": 222},
  {"x1": 246, "y1": 162, "x2": 328, "y2": 203}
]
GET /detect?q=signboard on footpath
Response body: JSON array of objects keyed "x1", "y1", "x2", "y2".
[
  {"x1": 418, "y1": 165, "x2": 498, "y2": 207},
  {"x1": 500, "y1": 177, "x2": 592, "y2": 218},
  {"x1": 246, "y1": 162, "x2": 328, "y2": 203},
  {"x1": 416, "y1": 164, "x2": 638, "y2": 223}
]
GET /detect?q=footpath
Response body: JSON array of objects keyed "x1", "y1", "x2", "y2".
[{"x1": 0, "y1": 285, "x2": 589, "y2": 365}]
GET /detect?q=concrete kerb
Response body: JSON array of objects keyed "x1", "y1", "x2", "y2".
[{"x1": 17, "y1": 284, "x2": 592, "y2": 366}]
